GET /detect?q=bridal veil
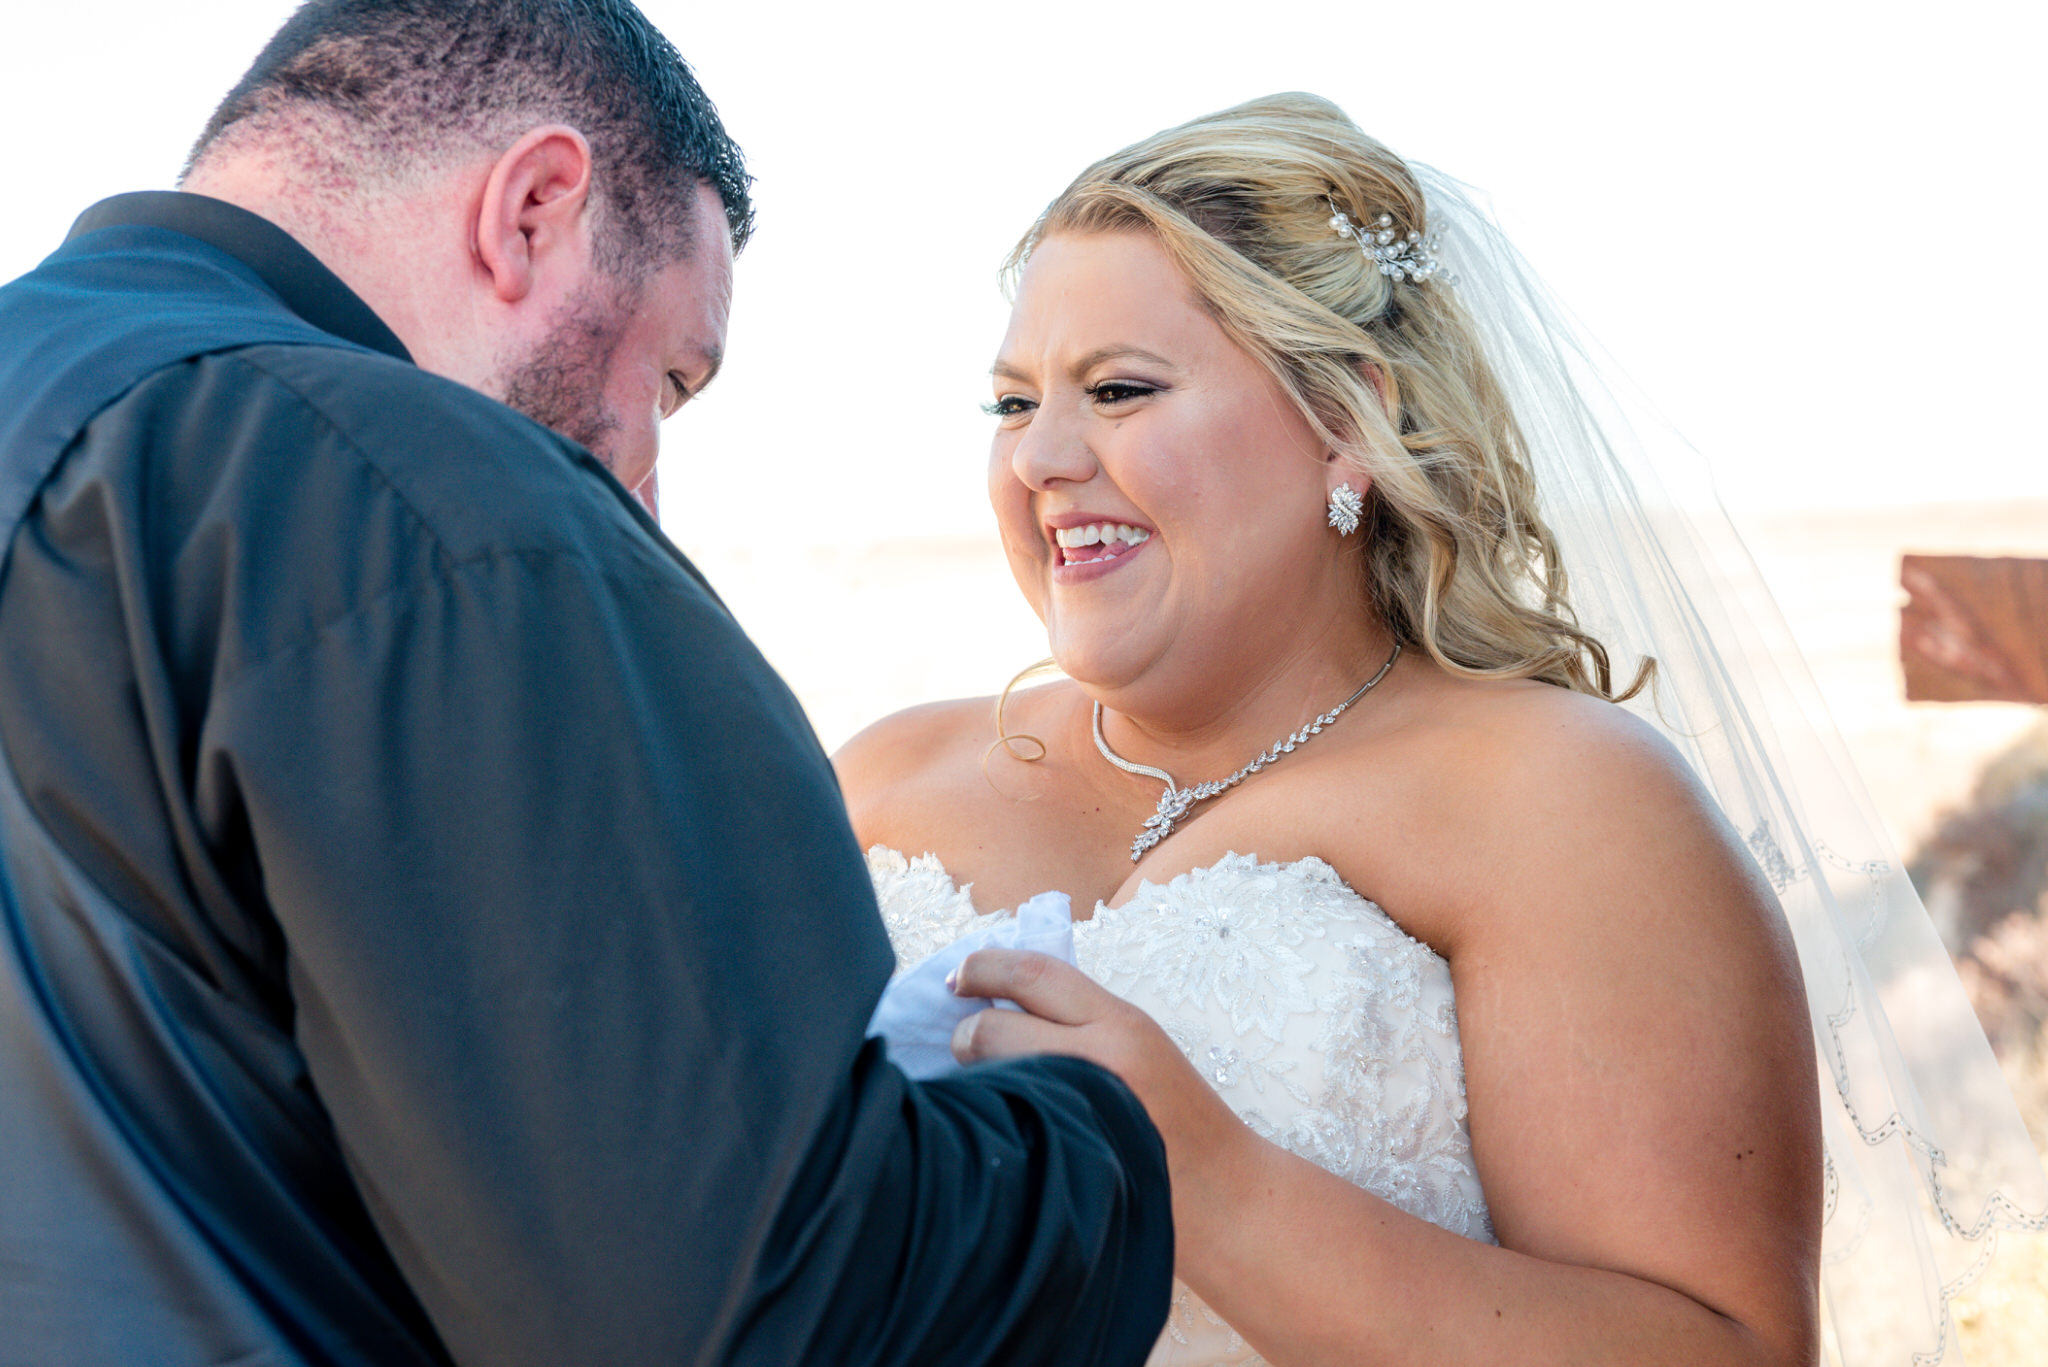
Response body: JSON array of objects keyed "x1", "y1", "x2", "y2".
[{"x1": 1413, "y1": 164, "x2": 2048, "y2": 1363}]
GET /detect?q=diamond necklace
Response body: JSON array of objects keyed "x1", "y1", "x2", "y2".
[{"x1": 1092, "y1": 641, "x2": 1402, "y2": 862}]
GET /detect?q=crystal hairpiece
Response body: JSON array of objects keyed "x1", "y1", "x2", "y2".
[{"x1": 1327, "y1": 198, "x2": 1445, "y2": 285}]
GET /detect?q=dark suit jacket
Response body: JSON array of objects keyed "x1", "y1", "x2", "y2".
[{"x1": 0, "y1": 192, "x2": 1171, "y2": 1366}]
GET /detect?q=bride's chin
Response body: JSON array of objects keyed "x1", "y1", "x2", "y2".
[{"x1": 1043, "y1": 629, "x2": 1163, "y2": 699}]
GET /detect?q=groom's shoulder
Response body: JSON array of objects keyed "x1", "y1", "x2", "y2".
[{"x1": 223, "y1": 341, "x2": 635, "y2": 565}]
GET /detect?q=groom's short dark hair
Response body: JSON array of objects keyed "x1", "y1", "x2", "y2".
[{"x1": 187, "y1": 0, "x2": 754, "y2": 268}]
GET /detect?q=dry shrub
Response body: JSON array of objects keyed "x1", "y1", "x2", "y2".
[
  {"x1": 1907, "y1": 719, "x2": 2048, "y2": 1363},
  {"x1": 1911, "y1": 717, "x2": 2048, "y2": 1139}
]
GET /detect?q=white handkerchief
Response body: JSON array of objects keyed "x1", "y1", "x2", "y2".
[{"x1": 867, "y1": 890, "x2": 1076, "y2": 1081}]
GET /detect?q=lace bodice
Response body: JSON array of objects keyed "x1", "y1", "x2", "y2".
[{"x1": 868, "y1": 846, "x2": 1495, "y2": 1366}]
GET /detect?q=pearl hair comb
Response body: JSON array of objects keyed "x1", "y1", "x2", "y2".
[{"x1": 1327, "y1": 198, "x2": 1445, "y2": 284}]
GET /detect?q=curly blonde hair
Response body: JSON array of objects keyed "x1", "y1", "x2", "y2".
[{"x1": 1006, "y1": 93, "x2": 1649, "y2": 700}]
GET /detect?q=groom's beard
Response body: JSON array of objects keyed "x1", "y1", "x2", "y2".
[{"x1": 497, "y1": 282, "x2": 633, "y2": 473}]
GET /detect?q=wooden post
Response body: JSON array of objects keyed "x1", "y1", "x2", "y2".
[{"x1": 1899, "y1": 555, "x2": 2048, "y2": 704}]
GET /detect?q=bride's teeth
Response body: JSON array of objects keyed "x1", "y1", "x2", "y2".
[{"x1": 1053, "y1": 522, "x2": 1150, "y2": 555}]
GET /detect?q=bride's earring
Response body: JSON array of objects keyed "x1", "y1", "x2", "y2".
[{"x1": 1326, "y1": 484, "x2": 1364, "y2": 536}]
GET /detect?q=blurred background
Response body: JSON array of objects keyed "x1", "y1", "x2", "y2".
[{"x1": 7, "y1": 0, "x2": 2046, "y2": 1352}]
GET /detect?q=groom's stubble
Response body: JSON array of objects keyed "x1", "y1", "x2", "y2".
[{"x1": 497, "y1": 277, "x2": 637, "y2": 475}]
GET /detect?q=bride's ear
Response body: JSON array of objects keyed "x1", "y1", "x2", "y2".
[
  {"x1": 1319, "y1": 414, "x2": 1374, "y2": 503},
  {"x1": 1324, "y1": 359, "x2": 1391, "y2": 500},
  {"x1": 1358, "y1": 360, "x2": 1390, "y2": 410},
  {"x1": 1323, "y1": 457, "x2": 1371, "y2": 504}
]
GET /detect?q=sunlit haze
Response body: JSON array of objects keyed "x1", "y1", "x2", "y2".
[
  {"x1": 9, "y1": 3, "x2": 2046, "y2": 825},
  {"x1": 9, "y1": 1, "x2": 2045, "y2": 549}
]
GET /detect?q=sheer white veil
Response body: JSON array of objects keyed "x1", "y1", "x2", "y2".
[{"x1": 1412, "y1": 163, "x2": 2048, "y2": 1363}]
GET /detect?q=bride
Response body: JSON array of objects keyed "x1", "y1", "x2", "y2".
[{"x1": 835, "y1": 95, "x2": 2043, "y2": 1365}]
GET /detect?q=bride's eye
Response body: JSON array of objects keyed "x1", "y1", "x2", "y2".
[
  {"x1": 982, "y1": 395, "x2": 1036, "y2": 419},
  {"x1": 1085, "y1": 381, "x2": 1159, "y2": 406}
]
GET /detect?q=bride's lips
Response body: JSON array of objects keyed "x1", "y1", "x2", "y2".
[{"x1": 1044, "y1": 512, "x2": 1155, "y2": 585}]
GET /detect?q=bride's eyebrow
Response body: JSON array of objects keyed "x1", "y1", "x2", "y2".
[
  {"x1": 989, "y1": 346, "x2": 1178, "y2": 384},
  {"x1": 1068, "y1": 345, "x2": 1175, "y2": 376}
]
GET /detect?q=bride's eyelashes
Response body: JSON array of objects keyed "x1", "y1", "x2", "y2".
[
  {"x1": 1083, "y1": 380, "x2": 1160, "y2": 407},
  {"x1": 980, "y1": 381, "x2": 1164, "y2": 422},
  {"x1": 983, "y1": 394, "x2": 1035, "y2": 420}
]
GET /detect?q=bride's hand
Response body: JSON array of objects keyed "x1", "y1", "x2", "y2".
[
  {"x1": 946, "y1": 948, "x2": 1167, "y2": 1085},
  {"x1": 947, "y1": 949, "x2": 1253, "y2": 1228}
]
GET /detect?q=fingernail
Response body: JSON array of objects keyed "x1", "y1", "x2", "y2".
[{"x1": 944, "y1": 969, "x2": 959, "y2": 993}]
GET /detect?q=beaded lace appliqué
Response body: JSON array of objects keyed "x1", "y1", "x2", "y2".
[
  {"x1": 866, "y1": 845, "x2": 1006, "y2": 973},
  {"x1": 868, "y1": 846, "x2": 1495, "y2": 1366}
]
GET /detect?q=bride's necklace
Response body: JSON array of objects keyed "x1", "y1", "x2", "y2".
[{"x1": 1093, "y1": 641, "x2": 1402, "y2": 862}]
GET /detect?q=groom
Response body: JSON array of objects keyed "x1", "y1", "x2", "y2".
[{"x1": 0, "y1": 3, "x2": 1171, "y2": 1364}]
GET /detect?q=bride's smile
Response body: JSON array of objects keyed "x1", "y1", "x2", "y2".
[
  {"x1": 987, "y1": 230, "x2": 1381, "y2": 727},
  {"x1": 1045, "y1": 512, "x2": 1155, "y2": 576}
]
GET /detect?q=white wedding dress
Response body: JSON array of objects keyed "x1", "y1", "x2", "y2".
[{"x1": 868, "y1": 844, "x2": 1496, "y2": 1366}]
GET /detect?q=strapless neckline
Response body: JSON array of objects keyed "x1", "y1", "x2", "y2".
[
  {"x1": 866, "y1": 842, "x2": 1495, "y2": 1365},
  {"x1": 866, "y1": 843, "x2": 1427, "y2": 934}
]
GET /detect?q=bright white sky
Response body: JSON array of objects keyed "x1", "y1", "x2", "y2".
[{"x1": 6, "y1": 1, "x2": 2044, "y2": 552}]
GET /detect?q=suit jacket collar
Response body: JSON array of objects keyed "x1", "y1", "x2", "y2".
[{"x1": 68, "y1": 192, "x2": 412, "y2": 365}]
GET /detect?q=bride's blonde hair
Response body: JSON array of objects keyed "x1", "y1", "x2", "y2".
[{"x1": 1006, "y1": 92, "x2": 1649, "y2": 700}]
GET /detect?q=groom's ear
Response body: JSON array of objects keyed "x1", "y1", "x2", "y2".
[{"x1": 472, "y1": 124, "x2": 596, "y2": 305}]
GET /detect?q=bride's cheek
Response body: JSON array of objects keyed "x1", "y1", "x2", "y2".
[{"x1": 987, "y1": 434, "x2": 1021, "y2": 502}]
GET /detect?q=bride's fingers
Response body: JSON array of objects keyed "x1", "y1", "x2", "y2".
[
  {"x1": 948, "y1": 948, "x2": 1113, "y2": 1026},
  {"x1": 950, "y1": 1006, "x2": 1076, "y2": 1066}
]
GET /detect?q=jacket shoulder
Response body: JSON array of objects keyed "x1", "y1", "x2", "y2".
[
  {"x1": 217, "y1": 342, "x2": 647, "y2": 568},
  {"x1": 34, "y1": 341, "x2": 689, "y2": 689}
]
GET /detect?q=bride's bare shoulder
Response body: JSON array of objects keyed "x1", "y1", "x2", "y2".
[
  {"x1": 1403, "y1": 676, "x2": 1718, "y2": 852},
  {"x1": 1325, "y1": 674, "x2": 1745, "y2": 932},
  {"x1": 1473, "y1": 681, "x2": 1708, "y2": 825},
  {"x1": 835, "y1": 695, "x2": 992, "y2": 791},
  {"x1": 1384, "y1": 674, "x2": 1778, "y2": 947},
  {"x1": 832, "y1": 694, "x2": 1012, "y2": 852}
]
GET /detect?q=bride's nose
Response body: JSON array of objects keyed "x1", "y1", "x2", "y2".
[{"x1": 1008, "y1": 407, "x2": 1100, "y2": 491}]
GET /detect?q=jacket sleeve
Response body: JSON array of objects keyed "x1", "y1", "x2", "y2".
[{"x1": 207, "y1": 527, "x2": 1173, "y2": 1366}]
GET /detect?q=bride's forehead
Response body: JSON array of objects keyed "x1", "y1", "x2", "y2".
[
  {"x1": 1005, "y1": 233, "x2": 1214, "y2": 343},
  {"x1": 1022, "y1": 229, "x2": 1173, "y2": 272}
]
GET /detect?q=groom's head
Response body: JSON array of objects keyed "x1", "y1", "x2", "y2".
[{"x1": 182, "y1": 0, "x2": 753, "y2": 495}]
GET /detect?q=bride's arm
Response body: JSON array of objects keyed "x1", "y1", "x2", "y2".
[{"x1": 950, "y1": 707, "x2": 1823, "y2": 1367}]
